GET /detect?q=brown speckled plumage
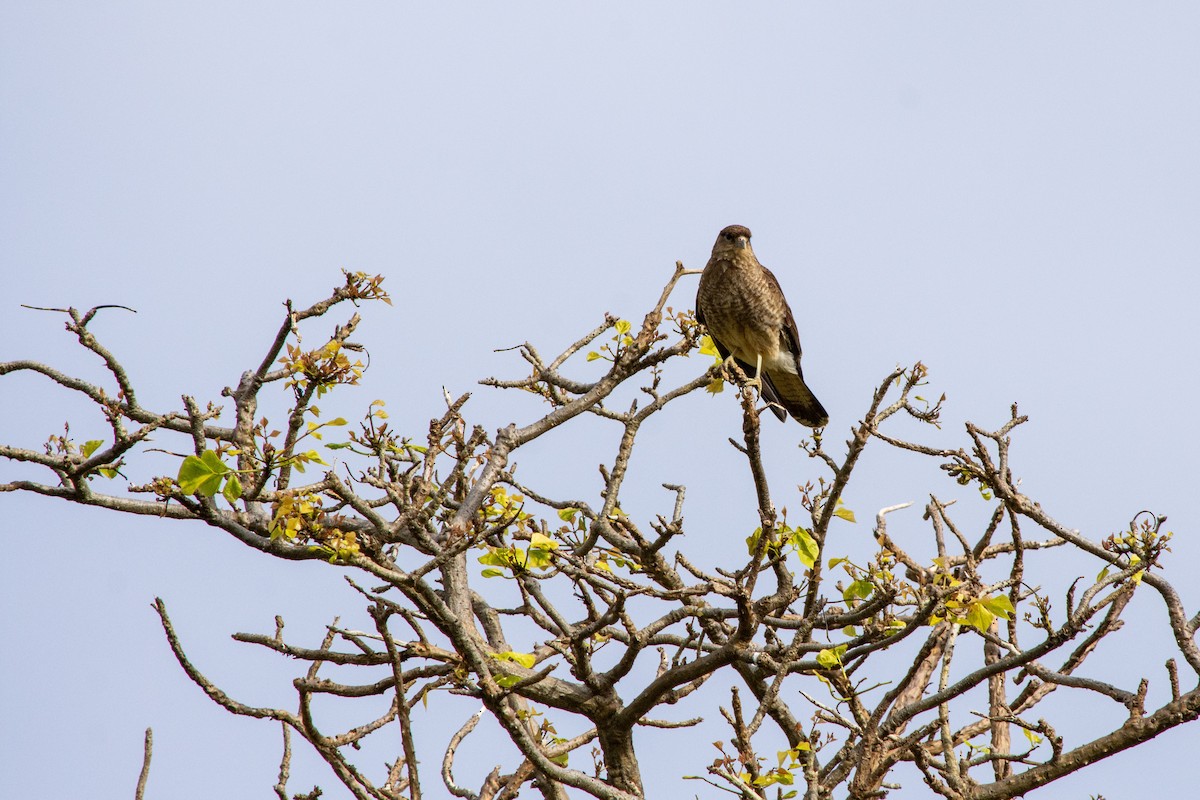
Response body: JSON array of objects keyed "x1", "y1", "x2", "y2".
[{"x1": 695, "y1": 225, "x2": 828, "y2": 426}]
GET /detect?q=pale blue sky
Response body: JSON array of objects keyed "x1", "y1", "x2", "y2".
[{"x1": 3, "y1": 4, "x2": 1199, "y2": 798}]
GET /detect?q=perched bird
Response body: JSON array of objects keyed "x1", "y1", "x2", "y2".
[{"x1": 695, "y1": 224, "x2": 828, "y2": 427}]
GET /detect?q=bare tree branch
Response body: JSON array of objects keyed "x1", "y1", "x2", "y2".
[{"x1": 5, "y1": 271, "x2": 1198, "y2": 800}]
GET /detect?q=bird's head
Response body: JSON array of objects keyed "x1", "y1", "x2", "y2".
[{"x1": 713, "y1": 224, "x2": 753, "y2": 256}]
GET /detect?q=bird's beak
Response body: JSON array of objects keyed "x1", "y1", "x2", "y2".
[{"x1": 735, "y1": 236, "x2": 749, "y2": 250}]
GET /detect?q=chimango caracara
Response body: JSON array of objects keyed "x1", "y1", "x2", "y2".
[{"x1": 695, "y1": 224, "x2": 828, "y2": 427}]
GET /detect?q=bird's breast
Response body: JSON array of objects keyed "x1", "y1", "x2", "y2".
[{"x1": 698, "y1": 262, "x2": 788, "y2": 364}]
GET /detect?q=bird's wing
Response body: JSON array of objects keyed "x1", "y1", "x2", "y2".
[
  {"x1": 756, "y1": 262, "x2": 828, "y2": 426},
  {"x1": 759, "y1": 263, "x2": 805, "y2": 373}
]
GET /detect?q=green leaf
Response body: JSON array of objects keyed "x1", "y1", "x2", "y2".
[
  {"x1": 614, "y1": 319, "x2": 631, "y2": 335},
  {"x1": 586, "y1": 351, "x2": 601, "y2": 362},
  {"x1": 478, "y1": 550, "x2": 512, "y2": 567},
  {"x1": 788, "y1": 527, "x2": 819, "y2": 569},
  {"x1": 480, "y1": 568, "x2": 504, "y2": 579},
  {"x1": 222, "y1": 472, "x2": 243, "y2": 504},
  {"x1": 747, "y1": 527, "x2": 779, "y2": 556},
  {"x1": 981, "y1": 594, "x2": 1015, "y2": 619},
  {"x1": 832, "y1": 504, "x2": 857, "y2": 523},
  {"x1": 817, "y1": 645, "x2": 846, "y2": 669},
  {"x1": 82, "y1": 439, "x2": 104, "y2": 458},
  {"x1": 557, "y1": 507, "x2": 579, "y2": 522},
  {"x1": 843, "y1": 579, "x2": 873, "y2": 603},
  {"x1": 178, "y1": 450, "x2": 229, "y2": 496}
]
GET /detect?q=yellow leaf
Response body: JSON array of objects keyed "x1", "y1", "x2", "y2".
[
  {"x1": 491, "y1": 651, "x2": 536, "y2": 669},
  {"x1": 966, "y1": 602, "x2": 994, "y2": 633},
  {"x1": 530, "y1": 532, "x2": 559, "y2": 551}
]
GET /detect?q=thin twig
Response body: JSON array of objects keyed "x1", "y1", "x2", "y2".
[{"x1": 135, "y1": 727, "x2": 153, "y2": 800}]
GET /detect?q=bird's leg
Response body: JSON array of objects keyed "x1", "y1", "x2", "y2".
[
  {"x1": 721, "y1": 353, "x2": 764, "y2": 392},
  {"x1": 746, "y1": 353, "x2": 764, "y2": 392}
]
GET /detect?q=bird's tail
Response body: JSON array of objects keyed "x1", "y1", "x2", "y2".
[{"x1": 762, "y1": 372, "x2": 829, "y2": 428}]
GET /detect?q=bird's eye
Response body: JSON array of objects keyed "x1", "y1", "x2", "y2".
[{"x1": 723, "y1": 233, "x2": 732, "y2": 241}]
